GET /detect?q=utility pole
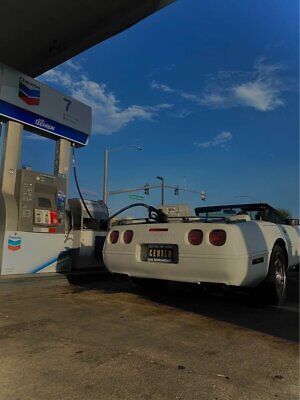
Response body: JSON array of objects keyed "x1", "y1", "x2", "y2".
[{"x1": 156, "y1": 176, "x2": 165, "y2": 205}]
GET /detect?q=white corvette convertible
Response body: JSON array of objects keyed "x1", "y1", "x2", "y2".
[{"x1": 103, "y1": 203, "x2": 299, "y2": 305}]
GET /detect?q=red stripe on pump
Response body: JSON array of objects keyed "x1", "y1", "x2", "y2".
[{"x1": 149, "y1": 228, "x2": 169, "y2": 232}]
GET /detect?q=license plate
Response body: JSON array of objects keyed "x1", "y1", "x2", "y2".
[{"x1": 147, "y1": 244, "x2": 178, "y2": 264}]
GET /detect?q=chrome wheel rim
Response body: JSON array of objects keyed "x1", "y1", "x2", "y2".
[{"x1": 274, "y1": 253, "x2": 286, "y2": 295}]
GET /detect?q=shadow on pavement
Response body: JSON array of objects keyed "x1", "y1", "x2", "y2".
[{"x1": 69, "y1": 271, "x2": 299, "y2": 343}]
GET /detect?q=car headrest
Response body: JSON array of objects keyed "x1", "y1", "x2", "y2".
[{"x1": 229, "y1": 214, "x2": 251, "y2": 222}]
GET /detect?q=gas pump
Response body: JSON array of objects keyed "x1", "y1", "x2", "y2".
[
  {"x1": 67, "y1": 198, "x2": 109, "y2": 270},
  {"x1": 0, "y1": 63, "x2": 92, "y2": 275}
]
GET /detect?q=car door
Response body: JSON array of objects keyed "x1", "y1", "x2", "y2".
[{"x1": 279, "y1": 224, "x2": 300, "y2": 266}]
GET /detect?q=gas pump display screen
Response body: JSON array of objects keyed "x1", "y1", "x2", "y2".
[{"x1": 38, "y1": 197, "x2": 51, "y2": 208}]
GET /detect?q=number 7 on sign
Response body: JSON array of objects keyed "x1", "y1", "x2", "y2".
[{"x1": 63, "y1": 98, "x2": 72, "y2": 112}]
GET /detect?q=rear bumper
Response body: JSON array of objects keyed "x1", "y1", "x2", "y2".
[{"x1": 103, "y1": 250, "x2": 269, "y2": 287}]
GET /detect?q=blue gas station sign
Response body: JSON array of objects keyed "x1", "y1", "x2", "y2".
[{"x1": 0, "y1": 63, "x2": 92, "y2": 146}]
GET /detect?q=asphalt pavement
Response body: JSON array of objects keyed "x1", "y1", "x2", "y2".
[{"x1": 0, "y1": 272, "x2": 298, "y2": 400}]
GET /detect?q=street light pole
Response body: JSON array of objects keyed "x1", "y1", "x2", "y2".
[
  {"x1": 156, "y1": 176, "x2": 165, "y2": 205},
  {"x1": 103, "y1": 145, "x2": 142, "y2": 204},
  {"x1": 103, "y1": 149, "x2": 109, "y2": 204}
]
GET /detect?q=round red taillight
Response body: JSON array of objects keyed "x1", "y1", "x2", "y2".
[
  {"x1": 110, "y1": 230, "x2": 119, "y2": 244},
  {"x1": 123, "y1": 230, "x2": 134, "y2": 244},
  {"x1": 188, "y1": 229, "x2": 203, "y2": 245},
  {"x1": 209, "y1": 230, "x2": 226, "y2": 246}
]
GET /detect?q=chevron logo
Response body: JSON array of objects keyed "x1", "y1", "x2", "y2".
[
  {"x1": 7, "y1": 235, "x2": 22, "y2": 251},
  {"x1": 18, "y1": 78, "x2": 40, "y2": 106}
]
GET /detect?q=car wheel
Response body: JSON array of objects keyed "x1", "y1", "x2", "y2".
[
  {"x1": 256, "y1": 245, "x2": 287, "y2": 305},
  {"x1": 66, "y1": 273, "x2": 89, "y2": 285}
]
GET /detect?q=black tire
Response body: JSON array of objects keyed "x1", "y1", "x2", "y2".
[
  {"x1": 66, "y1": 273, "x2": 98, "y2": 285},
  {"x1": 131, "y1": 277, "x2": 168, "y2": 290},
  {"x1": 66, "y1": 274, "x2": 86, "y2": 285},
  {"x1": 256, "y1": 245, "x2": 287, "y2": 305}
]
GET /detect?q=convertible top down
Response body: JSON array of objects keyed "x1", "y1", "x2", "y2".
[{"x1": 103, "y1": 203, "x2": 299, "y2": 305}]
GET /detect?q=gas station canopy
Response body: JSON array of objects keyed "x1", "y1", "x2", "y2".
[{"x1": 0, "y1": 0, "x2": 175, "y2": 77}]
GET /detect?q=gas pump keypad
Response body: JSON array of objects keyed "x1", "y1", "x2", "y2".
[
  {"x1": 34, "y1": 209, "x2": 50, "y2": 225},
  {"x1": 34, "y1": 209, "x2": 58, "y2": 226},
  {"x1": 22, "y1": 182, "x2": 33, "y2": 202}
]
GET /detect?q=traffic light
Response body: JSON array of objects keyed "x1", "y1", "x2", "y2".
[
  {"x1": 201, "y1": 191, "x2": 206, "y2": 201},
  {"x1": 144, "y1": 183, "x2": 150, "y2": 195},
  {"x1": 174, "y1": 185, "x2": 179, "y2": 196}
]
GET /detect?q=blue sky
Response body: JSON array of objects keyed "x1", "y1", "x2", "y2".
[{"x1": 20, "y1": 0, "x2": 299, "y2": 216}]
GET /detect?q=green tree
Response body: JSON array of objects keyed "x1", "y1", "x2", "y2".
[{"x1": 277, "y1": 208, "x2": 292, "y2": 220}]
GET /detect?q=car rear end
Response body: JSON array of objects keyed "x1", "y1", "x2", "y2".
[{"x1": 103, "y1": 221, "x2": 269, "y2": 287}]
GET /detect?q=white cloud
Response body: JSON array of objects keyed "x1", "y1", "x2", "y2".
[
  {"x1": 254, "y1": 58, "x2": 283, "y2": 76},
  {"x1": 200, "y1": 59, "x2": 285, "y2": 111},
  {"x1": 233, "y1": 80, "x2": 284, "y2": 111},
  {"x1": 199, "y1": 92, "x2": 227, "y2": 107},
  {"x1": 151, "y1": 59, "x2": 286, "y2": 112},
  {"x1": 65, "y1": 59, "x2": 82, "y2": 71},
  {"x1": 42, "y1": 69, "x2": 74, "y2": 88},
  {"x1": 40, "y1": 66, "x2": 173, "y2": 135},
  {"x1": 180, "y1": 92, "x2": 199, "y2": 101},
  {"x1": 151, "y1": 80, "x2": 175, "y2": 93},
  {"x1": 147, "y1": 64, "x2": 175, "y2": 78},
  {"x1": 175, "y1": 109, "x2": 192, "y2": 119},
  {"x1": 194, "y1": 131, "x2": 233, "y2": 149}
]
